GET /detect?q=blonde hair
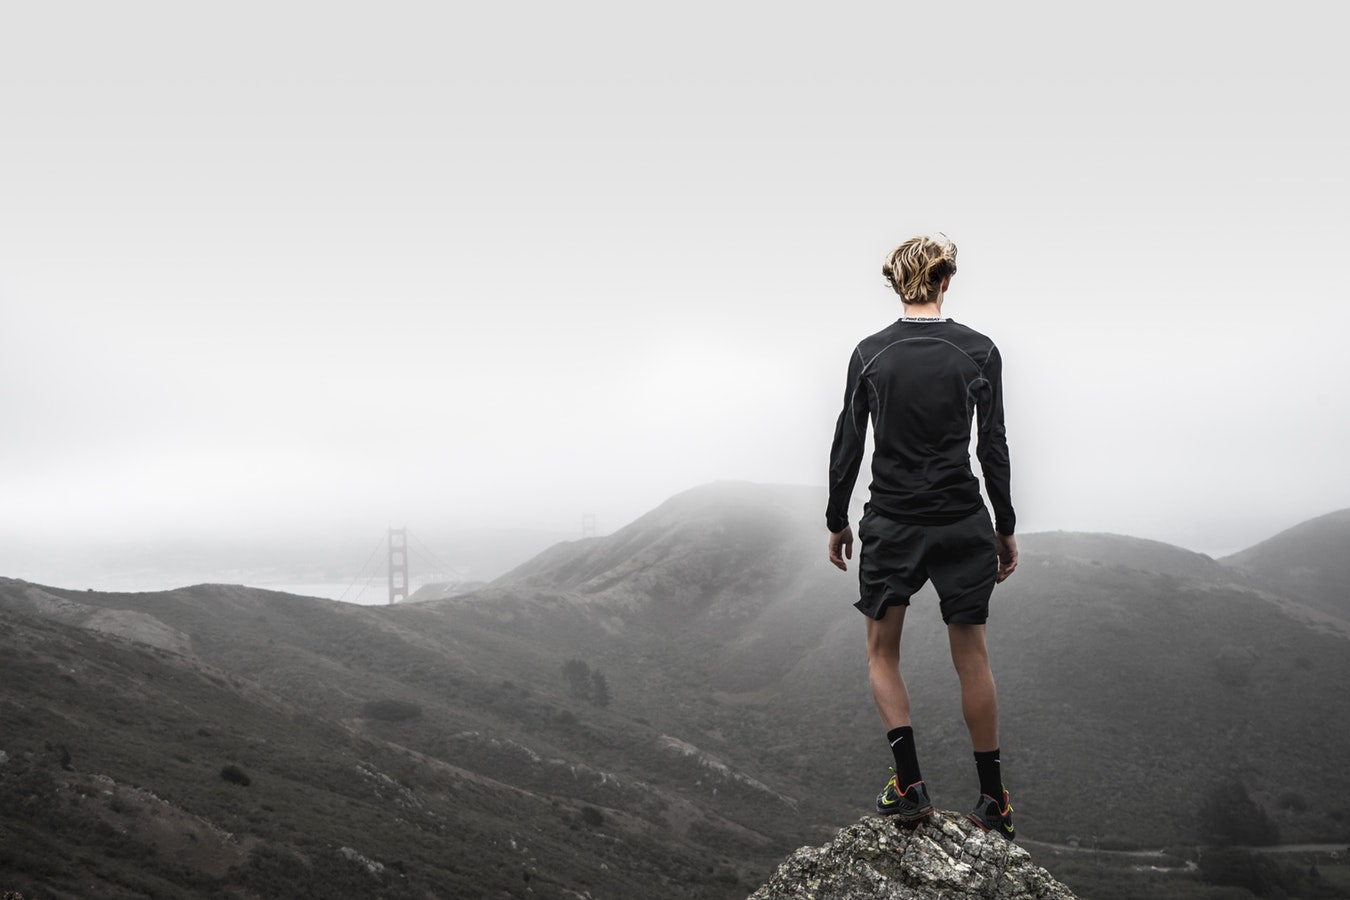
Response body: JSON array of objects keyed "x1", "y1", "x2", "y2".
[{"x1": 882, "y1": 234, "x2": 958, "y2": 304}]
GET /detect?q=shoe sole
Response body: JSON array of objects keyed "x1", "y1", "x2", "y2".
[
  {"x1": 966, "y1": 813, "x2": 1015, "y2": 839},
  {"x1": 878, "y1": 805, "x2": 934, "y2": 823}
]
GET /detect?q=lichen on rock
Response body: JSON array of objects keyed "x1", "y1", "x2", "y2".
[{"x1": 749, "y1": 812, "x2": 1078, "y2": 900}]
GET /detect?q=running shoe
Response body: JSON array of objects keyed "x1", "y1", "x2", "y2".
[
  {"x1": 968, "y1": 788, "x2": 1015, "y2": 840},
  {"x1": 875, "y1": 769, "x2": 934, "y2": 822}
]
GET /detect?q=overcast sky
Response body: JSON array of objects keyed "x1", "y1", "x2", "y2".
[{"x1": 2, "y1": 2, "x2": 1347, "y2": 586}]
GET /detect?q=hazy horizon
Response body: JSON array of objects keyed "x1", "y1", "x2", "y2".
[
  {"x1": 3, "y1": 477, "x2": 1341, "y2": 601},
  {"x1": 4, "y1": 4, "x2": 1348, "y2": 590}
]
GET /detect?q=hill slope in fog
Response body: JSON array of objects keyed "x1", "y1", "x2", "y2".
[
  {"x1": 466, "y1": 483, "x2": 1350, "y2": 844},
  {"x1": 3, "y1": 483, "x2": 1349, "y2": 898},
  {"x1": 0, "y1": 574, "x2": 791, "y2": 899},
  {"x1": 1222, "y1": 507, "x2": 1350, "y2": 619}
]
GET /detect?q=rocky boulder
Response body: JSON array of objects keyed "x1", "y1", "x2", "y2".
[{"x1": 750, "y1": 812, "x2": 1078, "y2": 900}]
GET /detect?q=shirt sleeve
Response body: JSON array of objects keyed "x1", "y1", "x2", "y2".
[
  {"x1": 826, "y1": 346, "x2": 869, "y2": 533},
  {"x1": 975, "y1": 345, "x2": 1016, "y2": 535}
]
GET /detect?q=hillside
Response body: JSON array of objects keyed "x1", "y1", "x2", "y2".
[
  {"x1": 4, "y1": 484, "x2": 1350, "y2": 899},
  {"x1": 1222, "y1": 508, "x2": 1350, "y2": 618},
  {"x1": 466, "y1": 486, "x2": 1350, "y2": 848},
  {"x1": 486, "y1": 481, "x2": 845, "y2": 691},
  {"x1": 0, "y1": 577, "x2": 796, "y2": 898}
]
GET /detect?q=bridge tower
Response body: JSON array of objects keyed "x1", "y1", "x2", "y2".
[{"x1": 388, "y1": 527, "x2": 408, "y2": 605}]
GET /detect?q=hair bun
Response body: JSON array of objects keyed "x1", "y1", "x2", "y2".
[{"x1": 882, "y1": 234, "x2": 958, "y2": 304}]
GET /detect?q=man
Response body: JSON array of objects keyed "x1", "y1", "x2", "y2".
[{"x1": 826, "y1": 233, "x2": 1018, "y2": 838}]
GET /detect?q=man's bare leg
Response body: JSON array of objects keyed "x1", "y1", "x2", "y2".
[
  {"x1": 947, "y1": 622, "x2": 999, "y2": 752},
  {"x1": 865, "y1": 604, "x2": 910, "y2": 729},
  {"x1": 950, "y1": 621, "x2": 1013, "y2": 833},
  {"x1": 866, "y1": 603, "x2": 931, "y2": 817}
]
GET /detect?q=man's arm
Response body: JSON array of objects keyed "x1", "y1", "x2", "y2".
[
  {"x1": 976, "y1": 345, "x2": 1018, "y2": 583},
  {"x1": 995, "y1": 532, "x2": 1018, "y2": 583},
  {"x1": 828, "y1": 526, "x2": 853, "y2": 571},
  {"x1": 974, "y1": 345, "x2": 1015, "y2": 538},
  {"x1": 825, "y1": 347, "x2": 868, "y2": 537}
]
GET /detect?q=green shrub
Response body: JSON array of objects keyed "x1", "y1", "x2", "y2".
[
  {"x1": 1199, "y1": 848, "x2": 1293, "y2": 897},
  {"x1": 563, "y1": 659, "x2": 591, "y2": 698},
  {"x1": 1276, "y1": 791, "x2": 1307, "y2": 812},
  {"x1": 562, "y1": 659, "x2": 612, "y2": 706},
  {"x1": 590, "y1": 671, "x2": 611, "y2": 707},
  {"x1": 220, "y1": 765, "x2": 251, "y2": 787},
  {"x1": 1197, "y1": 782, "x2": 1278, "y2": 846}
]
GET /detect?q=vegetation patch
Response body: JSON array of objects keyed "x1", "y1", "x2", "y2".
[
  {"x1": 359, "y1": 698, "x2": 423, "y2": 722},
  {"x1": 219, "y1": 764, "x2": 251, "y2": 787},
  {"x1": 1197, "y1": 783, "x2": 1279, "y2": 847},
  {"x1": 561, "y1": 658, "x2": 611, "y2": 707}
]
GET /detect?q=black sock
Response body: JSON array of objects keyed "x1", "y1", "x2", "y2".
[
  {"x1": 886, "y1": 726, "x2": 922, "y2": 788},
  {"x1": 974, "y1": 749, "x2": 1003, "y2": 800}
]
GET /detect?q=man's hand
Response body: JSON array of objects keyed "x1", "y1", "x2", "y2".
[
  {"x1": 995, "y1": 533, "x2": 1018, "y2": 583},
  {"x1": 828, "y1": 526, "x2": 854, "y2": 571}
]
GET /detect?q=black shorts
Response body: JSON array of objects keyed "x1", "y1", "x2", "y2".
[{"x1": 855, "y1": 506, "x2": 998, "y2": 624}]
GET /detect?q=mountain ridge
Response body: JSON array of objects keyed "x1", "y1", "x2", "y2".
[
  {"x1": 3, "y1": 482, "x2": 1349, "y2": 898},
  {"x1": 1221, "y1": 507, "x2": 1350, "y2": 620}
]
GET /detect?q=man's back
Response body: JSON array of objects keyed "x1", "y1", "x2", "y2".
[{"x1": 827, "y1": 317, "x2": 1013, "y2": 536}]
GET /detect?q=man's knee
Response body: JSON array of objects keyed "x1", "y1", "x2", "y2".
[
  {"x1": 865, "y1": 606, "x2": 906, "y2": 661},
  {"x1": 948, "y1": 624, "x2": 991, "y2": 671},
  {"x1": 866, "y1": 634, "x2": 901, "y2": 666}
]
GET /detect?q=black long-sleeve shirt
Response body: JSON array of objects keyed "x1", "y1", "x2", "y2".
[{"x1": 826, "y1": 317, "x2": 1015, "y2": 536}]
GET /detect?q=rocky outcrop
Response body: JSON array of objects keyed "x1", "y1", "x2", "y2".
[{"x1": 750, "y1": 812, "x2": 1078, "y2": 900}]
